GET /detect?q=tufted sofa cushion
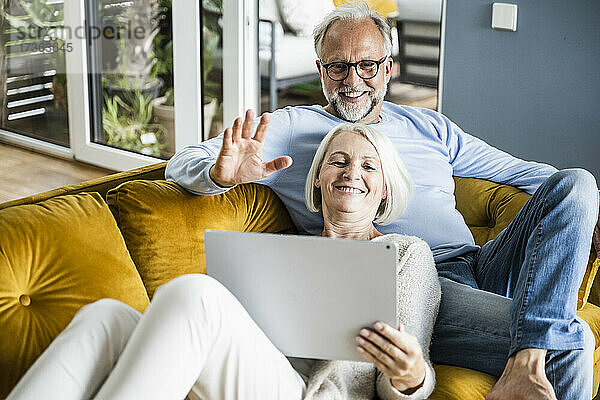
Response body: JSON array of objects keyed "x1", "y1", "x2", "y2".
[
  {"x1": 0, "y1": 192, "x2": 150, "y2": 398},
  {"x1": 106, "y1": 180, "x2": 295, "y2": 298}
]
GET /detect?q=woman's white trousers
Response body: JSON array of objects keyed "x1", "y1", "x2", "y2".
[{"x1": 8, "y1": 274, "x2": 306, "y2": 400}]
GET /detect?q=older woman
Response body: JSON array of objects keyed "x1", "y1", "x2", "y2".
[
  {"x1": 8, "y1": 118, "x2": 440, "y2": 400},
  {"x1": 296, "y1": 122, "x2": 440, "y2": 399}
]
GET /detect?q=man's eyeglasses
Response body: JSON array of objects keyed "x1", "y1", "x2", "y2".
[{"x1": 320, "y1": 56, "x2": 389, "y2": 81}]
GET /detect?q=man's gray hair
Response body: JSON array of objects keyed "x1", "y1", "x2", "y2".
[{"x1": 313, "y1": 1, "x2": 392, "y2": 60}]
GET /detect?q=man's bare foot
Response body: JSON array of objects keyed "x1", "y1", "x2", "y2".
[{"x1": 485, "y1": 348, "x2": 556, "y2": 400}]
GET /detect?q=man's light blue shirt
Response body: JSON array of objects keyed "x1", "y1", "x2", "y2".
[{"x1": 165, "y1": 102, "x2": 557, "y2": 263}]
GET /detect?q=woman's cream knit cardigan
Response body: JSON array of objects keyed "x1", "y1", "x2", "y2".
[{"x1": 296, "y1": 234, "x2": 442, "y2": 400}]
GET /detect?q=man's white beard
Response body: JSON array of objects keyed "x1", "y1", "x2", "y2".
[{"x1": 322, "y1": 81, "x2": 387, "y2": 122}]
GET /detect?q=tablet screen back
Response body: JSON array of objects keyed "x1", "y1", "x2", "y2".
[{"x1": 205, "y1": 230, "x2": 398, "y2": 362}]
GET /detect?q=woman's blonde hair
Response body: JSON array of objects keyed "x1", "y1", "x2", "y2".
[{"x1": 304, "y1": 123, "x2": 414, "y2": 225}]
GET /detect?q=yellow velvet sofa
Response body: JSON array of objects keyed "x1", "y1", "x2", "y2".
[{"x1": 1, "y1": 161, "x2": 599, "y2": 399}]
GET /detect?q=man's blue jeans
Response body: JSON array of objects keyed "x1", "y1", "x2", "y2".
[{"x1": 431, "y1": 169, "x2": 599, "y2": 399}]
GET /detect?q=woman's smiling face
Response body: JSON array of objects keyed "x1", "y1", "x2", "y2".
[{"x1": 315, "y1": 130, "x2": 385, "y2": 219}]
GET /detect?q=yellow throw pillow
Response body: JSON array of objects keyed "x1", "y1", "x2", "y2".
[
  {"x1": 0, "y1": 192, "x2": 150, "y2": 398},
  {"x1": 106, "y1": 180, "x2": 295, "y2": 298}
]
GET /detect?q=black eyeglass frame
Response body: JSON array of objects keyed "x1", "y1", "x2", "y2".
[{"x1": 319, "y1": 56, "x2": 390, "y2": 81}]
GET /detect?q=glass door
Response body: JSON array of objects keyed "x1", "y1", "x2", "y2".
[
  {"x1": 1, "y1": 0, "x2": 258, "y2": 171},
  {"x1": 85, "y1": 0, "x2": 174, "y2": 160},
  {"x1": 69, "y1": 0, "x2": 258, "y2": 170},
  {"x1": 0, "y1": 0, "x2": 70, "y2": 152}
]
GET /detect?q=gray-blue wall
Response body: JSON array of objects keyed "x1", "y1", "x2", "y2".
[{"x1": 440, "y1": 0, "x2": 600, "y2": 180}]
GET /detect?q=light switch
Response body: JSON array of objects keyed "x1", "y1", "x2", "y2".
[{"x1": 492, "y1": 3, "x2": 518, "y2": 32}]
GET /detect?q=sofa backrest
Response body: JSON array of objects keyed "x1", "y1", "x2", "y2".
[
  {"x1": 2, "y1": 162, "x2": 597, "y2": 308},
  {"x1": 0, "y1": 162, "x2": 527, "y2": 246}
]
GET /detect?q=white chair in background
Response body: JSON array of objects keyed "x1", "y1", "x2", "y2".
[{"x1": 259, "y1": 0, "x2": 333, "y2": 112}]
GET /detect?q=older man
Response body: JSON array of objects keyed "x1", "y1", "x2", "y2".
[{"x1": 166, "y1": 2, "x2": 600, "y2": 399}]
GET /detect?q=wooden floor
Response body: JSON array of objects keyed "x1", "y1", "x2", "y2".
[{"x1": 0, "y1": 143, "x2": 114, "y2": 204}]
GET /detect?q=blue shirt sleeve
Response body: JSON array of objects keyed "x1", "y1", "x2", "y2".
[
  {"x1": 422, "y1": 109, "x2": 558, "y2": 195},
  {"x1": 165, "y1": 109, "x2": 294, "y2": 195}
]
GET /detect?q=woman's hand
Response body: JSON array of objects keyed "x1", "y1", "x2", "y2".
[
  {"x1": 356, "y1": 322, "x2": 426, "y2": 394},
  {"x1": 209, "y1": 109, "x2": 293, "y2": 187}
]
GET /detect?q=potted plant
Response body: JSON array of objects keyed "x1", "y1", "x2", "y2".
[
  {"x1": 102, "y1": 91, "x2": 167, "y2": 157},
  {"x1": 103, "y1": 0, "x2": 163, "y2": 103}
]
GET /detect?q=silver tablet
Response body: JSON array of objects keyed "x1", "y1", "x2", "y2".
[{"x1": 204, "y1": 230, "x2": 398, "y2": 362}]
